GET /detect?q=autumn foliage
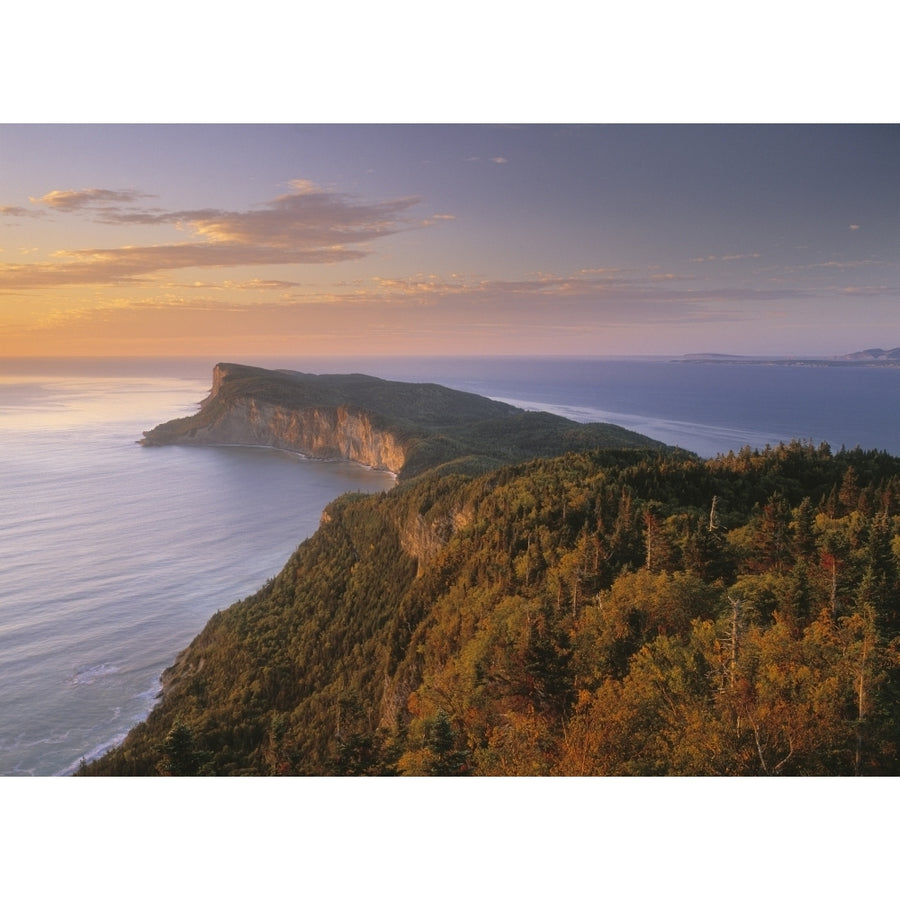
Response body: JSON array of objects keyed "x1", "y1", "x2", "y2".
[{"x1": 84, "y1": 441, "x2": 900, "y2": 775}]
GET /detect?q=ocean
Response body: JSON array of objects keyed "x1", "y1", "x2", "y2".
[{"x1": 1, "y1": 355, "x2": 898, "y2": 776}]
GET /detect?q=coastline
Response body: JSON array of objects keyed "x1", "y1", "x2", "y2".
[
  {"x1": 5, "y1": 358, "x2": 899, "y2": 775},
  {"x1": 486, "y1": 395, "x2": 789, "y2": 459},
  {"x1": 143, "y1": 439, "x2": 403, "y2": 478}
]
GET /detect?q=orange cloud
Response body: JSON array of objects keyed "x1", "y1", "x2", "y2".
[
  {"x1": 31, "y1": 188, "x2": 151, "y2": 211},
  {"x1": 1, "y1": 181, "x2": 422, "y2": 291},
  {"x1": 5, "y1": 262, "x2": 793, "y2": 358},
  {"x1": 0, "y1": 205, "x2": 43, "y2": 219}
]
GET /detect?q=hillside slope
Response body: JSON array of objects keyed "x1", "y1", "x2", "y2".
[
  {"x1": 141, "y1": 363, "x2": 664, "y2": 478},
  {"x1": 84, "y1": 441, "x2": 900, "y2": 776}
]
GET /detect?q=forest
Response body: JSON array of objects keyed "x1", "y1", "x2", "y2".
[{"x1": 83, "y1": 440, "x2": 900, "y2": 776}]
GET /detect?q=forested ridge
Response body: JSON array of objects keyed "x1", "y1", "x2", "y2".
[{"x1": 84, "y1": 440, "x2": 900, "y2": 776}]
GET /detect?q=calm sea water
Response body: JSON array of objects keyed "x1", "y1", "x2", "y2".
[
  {"x1": 1, "y1": 355, "x2": 898, "y2": 775},
  {"x1": 0, "y1": 361, "x2": 395, "y2": 776}
]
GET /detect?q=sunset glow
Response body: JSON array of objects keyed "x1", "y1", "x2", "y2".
[{"x1": 2, "y1": 124, "x2": 898, "y2": 358}]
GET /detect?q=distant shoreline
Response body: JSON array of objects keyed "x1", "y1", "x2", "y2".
[{"x1": 676, "y1": 356, "x2": 900, "y2": 368}]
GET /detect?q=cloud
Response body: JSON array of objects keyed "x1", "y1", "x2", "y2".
[
  {"x1": 0, "y1": 242, "x2": 369, "y2": 290},
  {"x1": 1, "y1": 205, "x2": 43, "y2": 219},
  {"x1": 0, "y1": 181, "x2": 422, "y2": 290},
  {"x1": 490, "y1": 156, "x2": 508, "y2": 164},
  {"x1": 185, "y1": 185, "x2": 419, "y2": 248},
  {"x1": 690, "y1": 253, "x2": 761, "y2": 263},
  {"x1": 31, "y1": 188, "x2": 151, "y2": 211},
  {"x1": 15, "y1": 263, "x2": 809, "y2": 357},
  {"x1": 353, "y1": 269, "x2": 794, "y2": 324},
  {"x1": 840, "y1": 284, "x2": 900, "y2": 296},
  {"x1": 93, "y1": 207, "x2": 220, "y2": 226},
  {"x1": 178, "y1": 278, "x2": 305, "y2": 291},
  {"x1": 849, "y1": 224, "x2": 861, "y2": 230},
  {"x1": 792, "y1": 258, "x2": 880, "y2": 271}
]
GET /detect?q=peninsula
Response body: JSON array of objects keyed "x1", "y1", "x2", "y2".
[{"x1": 141, "y1": 362, "x2": 665, "y2": 478}]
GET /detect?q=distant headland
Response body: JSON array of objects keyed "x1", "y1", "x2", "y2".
[
  {"x1": 673, "y1": 347, "x2": 900, "y2": 369},
  {"x1": 141, "y1": 362, "x2": 665, "y2": 479},
  {"x1": 678, "y1": 348, "x2": 900, "y2": 367}
]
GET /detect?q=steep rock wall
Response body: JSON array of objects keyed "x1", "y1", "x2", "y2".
[
  {"x1": 157, "y1": 398, "x2": 408, "y2": 474},
  {"x1": 398, "y1": 507, "x2": 473, "y2": 576}
]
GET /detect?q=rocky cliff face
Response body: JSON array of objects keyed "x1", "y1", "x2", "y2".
[
  {"x1": 151, "y1": 395, "x2": 407, "y2": 473},
  {"x1": 398, "y1": 507, "x2": 473, "y2": 576},
  {"x1": 143, "y1": 364, "x2": 408, "y2": 473}
]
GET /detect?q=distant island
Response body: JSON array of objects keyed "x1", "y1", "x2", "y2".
[
  {"x1": 141, "y1": 362, "x2": 665, "y2": 479},
  {"x1": 839, "y1": 348, "x2": 900, "y2": 362},
  {"x1": 679, "y1": 348, "x2": 900, "y2": 367}
]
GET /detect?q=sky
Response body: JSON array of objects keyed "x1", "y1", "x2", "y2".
[{"x1": 1, "y1": 123, "x2": 898, "y2": 359}]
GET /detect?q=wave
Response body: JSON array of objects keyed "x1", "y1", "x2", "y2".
[
  {"x1": 54, "y1": 678, "x2": 162, "y2": 775},
  {"x1": 65, "y1": 663, "x2": 121, "y2": 686}
]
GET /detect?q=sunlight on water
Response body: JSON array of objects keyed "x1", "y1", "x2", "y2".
[{"x1": 0, "y1": 373, "x2": 207, "y2": 432}]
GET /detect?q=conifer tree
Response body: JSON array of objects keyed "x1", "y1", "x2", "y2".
[{"x1": 424, "y1": 709, "x2": 469, "y2": 776}]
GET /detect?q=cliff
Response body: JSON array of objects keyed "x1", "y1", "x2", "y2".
[
  {"x1": 148, "y1": 395, "x2": 408, "y2": 472},
  {"x1": 141, "y1": 362, "x2": 665, "y2": 478}
]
